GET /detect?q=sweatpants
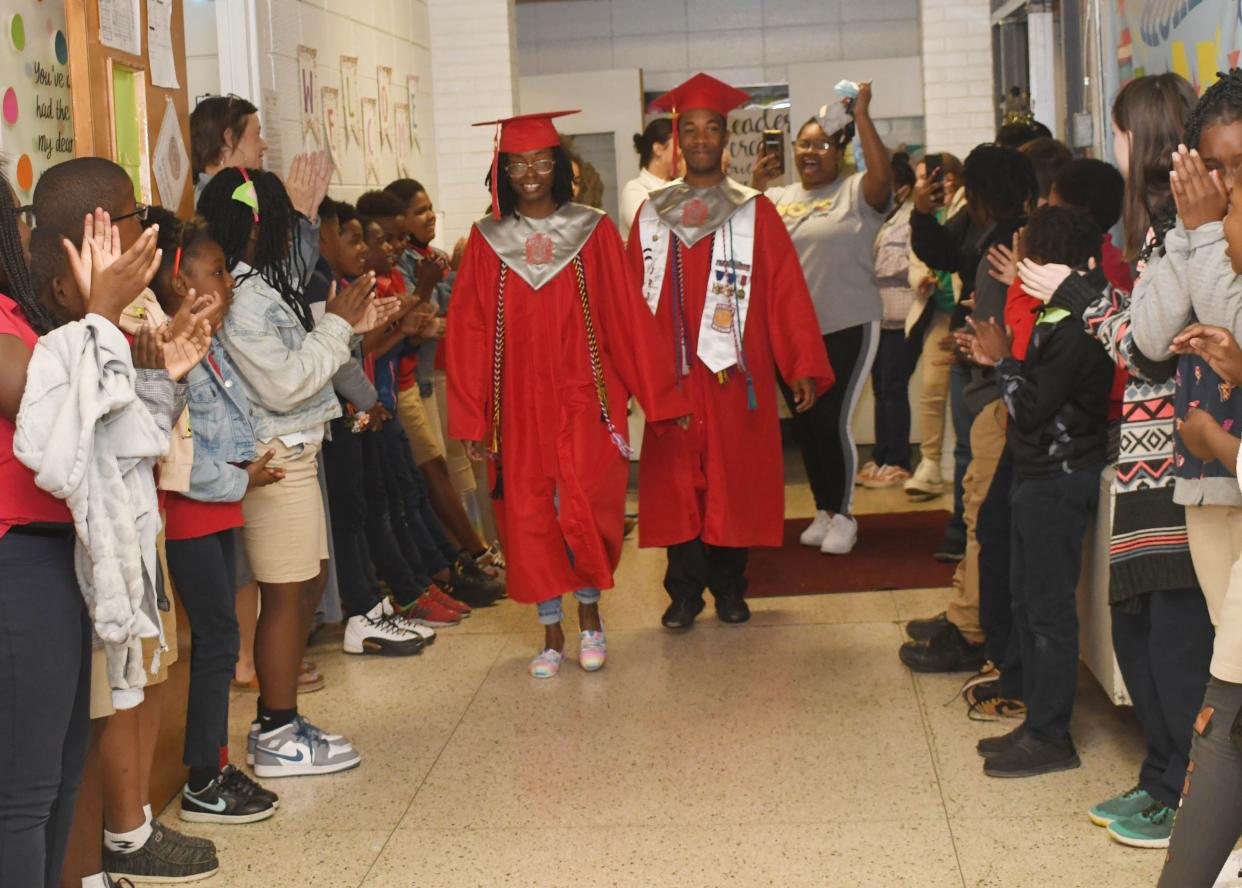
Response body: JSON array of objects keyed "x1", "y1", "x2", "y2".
[
  {"x1": 0, "y1": 529, "x2": 91, "y2": 888},
  {"x1": 1111, "y1": 587, "x2": 1213, "y2": 807},
  {"x1": 871, "y1": 327, "x2": 923, "y2": 470},
  {"x1": 166, "y1": 529, "x2": 242, "y2": 772},
  {"x1": 779, "y1": 322, "x2": 878, "y2": 516},
  {"x1": 1010, "y1": 468, "x2": 1100, "y2": 743},
  {"x1": 1158, "y1": 677, "x2": 1242, "y2": 887},
  {"x1": 664, "y1": 539, "x2": 748, "y2": 604},
  {"x1": 945, "y1": 399, "x2": 1006, "y2": 645}
]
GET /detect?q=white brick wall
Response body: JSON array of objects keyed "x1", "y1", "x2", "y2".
[
  {"x1": 919, "y1": 0, "x2": 994, "y2": 158},
  {"x1": 428, "y1": 0, "x2": 520, "y2": 243}
]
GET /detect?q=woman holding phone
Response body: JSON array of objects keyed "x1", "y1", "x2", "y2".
[{"x1": 752, "y1": 81, "x2": 892, "y2": 556}]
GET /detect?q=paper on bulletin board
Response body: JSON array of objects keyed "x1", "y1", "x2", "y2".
[
  {"x1": 152, "y1": 97, "x2": 188, "y2": 207},
  {"x1": 99, "y1": 0, "x2": 142, "y2": 57},
  {"x1": 112, "y1": 66, "x2": 145, "y2": 198},
  {"x1": 146, "y1": 0, "x2": 179, "y2": 88},
  {"x1": 261, "y1": 88, "x2": 284, "y2": 175}
]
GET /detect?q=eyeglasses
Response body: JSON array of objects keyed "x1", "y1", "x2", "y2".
[
  {"x1": 795, "y1": 139, "x2": 835, "y2": 152},
  {"x1": 15, "y1": 203, "x2": 147, "y2": 228},
  {"x1": 507, "y1": 159, "x2": 555, "y2": 177}
]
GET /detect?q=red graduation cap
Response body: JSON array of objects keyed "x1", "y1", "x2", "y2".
[
  {"x1": 473, "y1": 109, "x2": 580, "y2": 218},
  {"x1": 648, "y1": 74, "x2": 750, "y2": 183}
]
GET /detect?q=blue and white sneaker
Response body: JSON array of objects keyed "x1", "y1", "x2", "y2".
[
  {"x1": 251, "y1": 716, "x2": 360, "y2": 778},
  {"x1": 247, "y1": 716, "x2": 344, "y2": 766}
]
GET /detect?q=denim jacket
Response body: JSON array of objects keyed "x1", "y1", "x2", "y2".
[
  {"x1": 182, "y1": 340, "x2": 257, "y2": 503},
  {"x1": 218, "y1": 263, "x2": 351, "y2": 441}
]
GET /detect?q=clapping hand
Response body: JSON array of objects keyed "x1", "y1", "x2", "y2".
[
  {"x1": 961, "y1": 316, "x2": 1012, "y2": 367},
  {"x1": 987, "y1": 232, "x2": 1020, "y2": 286},
  {"x1": 62, "y1": 209, "x2": 163, "y2": 326},
  {"x1": 162, "y1": 297, "x2": 214, "y2": 380},
  {"x1": 1170, "y1": 145, "x2": 1228, "y2": 230},
  {"x1": 284, "y1": 151, "x2": 335, "y2": 222},
  {"x1": 325, "y1": 273, "x2": 401, "y2": 334}
]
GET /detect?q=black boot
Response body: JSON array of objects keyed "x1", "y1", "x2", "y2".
[
  {"x1": 898, "y1": 622, "x2": 986, "y2": 673},
  {"x1": 714, "y1": 595, "x2": 751, "y2": 624},
  {"x1": 905, "y1": 611, "x2": 950, "y2": 642},
  {"x1": 662, "y1": 597, "x2": 705, "y2": 630}
]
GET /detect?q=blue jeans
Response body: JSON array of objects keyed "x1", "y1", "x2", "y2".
[
  {"x1": 536, "y1": 588, "x2": 601, "y2": 625},
  {"x1": 947, "y1": 363, "x2": 973, "y2": 544}
]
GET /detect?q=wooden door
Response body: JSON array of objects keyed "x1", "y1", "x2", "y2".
[{"x1": 65, "y1": 0, "x2": 195, "y2": 811}]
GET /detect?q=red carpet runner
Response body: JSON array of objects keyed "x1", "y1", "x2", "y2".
[{"x1": 746, "y1": 511, "x2": 956, "y2": 598}]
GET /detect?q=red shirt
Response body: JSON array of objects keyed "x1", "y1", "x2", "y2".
[
  {"x1": 163, "y1": 493, "x2": 244, "y2": 541},
  {"x1": 0, "y1": 294, "x2": 74, "y2": 538}
]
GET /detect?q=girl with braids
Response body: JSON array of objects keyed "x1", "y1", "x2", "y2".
[
  {"x1": 1018, "y1": 72, "x2": 1208, "y2": 849},
  {"x1": 447, "y1": 111, "x2": 688, "y2": 678},
  {"x1": 142, "y1": 209, "x2": 283, "y2": 823},
  {"x1": 199, "y1": 167, "x2": 399, "y2": 776}
]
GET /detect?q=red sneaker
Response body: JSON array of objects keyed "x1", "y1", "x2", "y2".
[
  {"x1": 402, "y1": 592, "x2": 462, "y2": 628},
  {"x1": 430, "y1": 585, "x2": 472, "y2": 618}
]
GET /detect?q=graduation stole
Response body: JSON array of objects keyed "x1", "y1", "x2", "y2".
[{"x1": 638, "y1": 197, "x2": 758, "y2": 407}]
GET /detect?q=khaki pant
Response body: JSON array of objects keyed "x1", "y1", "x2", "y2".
[
  {"x1": 1186, "y1": 504, "x2": 1242, "y2": 681},
  {"x1": 946, "y1": 399, "x2": 1007, "y2": 644},
  {"x1": 916, "y1": 310, "x2": 953, "y2": 467},
  {"x1": 431, "y1": 373, "x2": 477, "y2": 495}
]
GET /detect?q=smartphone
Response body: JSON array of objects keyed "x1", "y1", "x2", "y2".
[
  {"x1": 762, "y1": 129, "x2": 785, "y2": 177},
  {"x1": 924, "y1": 152, "x2": 946, "y2": 205}
]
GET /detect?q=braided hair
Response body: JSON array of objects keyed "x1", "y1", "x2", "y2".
[
  {"x1": 1186, "y1": 69, "x2": 1242, "y2": 150},
  {"x1": 0, "y1": 166, "x2": 54, "y2": 333},
  {"x1": 197, "y1": 167, "x2": 312, "y2": 329}
]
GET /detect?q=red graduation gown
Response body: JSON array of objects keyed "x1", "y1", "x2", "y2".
[
  {"x1": 628, "y1": 195, "x2": 834, "y2": 549},
  {"x1": 447, "y1": 212, "x2": 687, "y2": 604}
]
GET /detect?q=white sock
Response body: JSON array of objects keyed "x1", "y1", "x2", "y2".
[
  {"x1": 81, "y1": 874, "x2": 109, "y2": 888},
  {"x1": 142, "y1": 803, "x2": 153, "y2": 824},
  {"x1": 103, "y1": 819, "x2": 152, "y2": 854}
]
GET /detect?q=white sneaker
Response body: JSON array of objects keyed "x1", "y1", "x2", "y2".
[
  {"x1": 904, "y1": 458, "x2": 944, "y2": 499},
  {"x1": 252, "y1": 716, "x2": 360, "y2": 778},
  {"x1": 247, "y1": 717, "x2": 344, "y2": 766},
  {"x1": 1215, "y1": 848, "x2": 1242, "y2": 886},
  {"x1": 381, "y1": 598, "x2": 437, "y2": 644},
  {"x1": 343, "y1": 602, "x2": 424, "y2": 656},
  {"x1": 800, "y1": 511, "x2": 832, "y2": 547},
  {"x1": 820, "y1": 513, "x2": 858, "y2": 555}
]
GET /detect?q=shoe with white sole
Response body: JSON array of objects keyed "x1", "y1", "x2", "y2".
[
  {"x1": 343, "y1": 602, "x2": 424, "y2": 656},
  {"x1": 820, "y1": 513, "x2": 858, "y2": 555},
  {"x1": 904, "y1": 458, "x2": 944, "y2": 499},
  {"x1": 863, "y1": 464, "x2": 913, "y2": 489},
  {"x1": 800, "y1": 511, "x2": 832, "y2": 547},
  {"x1": 855, "y1": 460, "x2": 880, "y2": 486},
  {"x1": 252, "y1": 716, "x2": 360, "y2": 778},
  {"x1": 529, "y1": 648, "x2": 564, "y2": 679},
  {"x1": 247, "y1": 716, "x2": 345, "y2": 767},
  {"x1": 579, "y1": 630, "x2": 607, "y2": 672},
  {"x1": 180, "y1": 766, "x2": 277, "y2": 824}
]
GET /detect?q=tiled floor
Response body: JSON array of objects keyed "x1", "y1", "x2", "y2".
[{"x1": 168, "y1": 484, "x2": 1165, "y2": 887}]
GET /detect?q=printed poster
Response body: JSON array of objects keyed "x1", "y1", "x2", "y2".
[
  {"x1": 377, "y1": 65, "x2": 393, "y2": 150},
  {"x1": 393, "y1": 103, "x2": 411, "y2": 176},
  {"x1": 321, "y1": 85, "x2": 344, "y2": 183},
  {"x1": 152, "y1": 97, "x2": 188, "y2": 207},
  {"x1": 298, "y1": 46, "x2": 321, "y2": 148},
  {"x1": 406, "y1": 74, "x2": 421, "y2": 153},
  {"x1": 361, "y1": 96, "x2": 379, "y2": 185}
]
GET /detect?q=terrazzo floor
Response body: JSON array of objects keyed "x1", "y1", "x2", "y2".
[{"x1": 162, "y1": 484, "x2": 1163, "y2": 887}]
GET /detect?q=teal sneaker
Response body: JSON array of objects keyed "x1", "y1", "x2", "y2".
[
  {"x1": 1089, "y1": 786, "x2": 1155, "y2": 827},
  {"x1": 1106, "y1": 802, "x2": 1175, "y2": 849}
]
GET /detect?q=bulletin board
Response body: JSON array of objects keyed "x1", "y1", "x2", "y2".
[{"x1": 0, "y1": 3, "x2": 76, "y2": 200}]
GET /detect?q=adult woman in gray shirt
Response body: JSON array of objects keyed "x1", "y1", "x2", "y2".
[{"x1": 752, "y1": 83, "x2": 892, "y2": 555}]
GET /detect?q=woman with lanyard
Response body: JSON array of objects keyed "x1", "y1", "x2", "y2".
[{"x1": 752, "y1": 82, "x2": 892, "y2": 556}]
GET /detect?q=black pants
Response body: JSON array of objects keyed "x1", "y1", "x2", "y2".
[
  {"x1": 166, "y1": 529, "x2": 242, "y2": 773},
  {"x1": 0, "y1": 529, "x2": 91, "y2": 888},
  {"x1": 378, "y1": 421, "x2": 457, "y2": 576},
  {"x1": 1158, "y1": 677, "x2": 1242, "y2": 887},
  {"x1": 362, "y1": 430, "x2": 431, "y2": 605},
  {"x1": 1010, "y1": 469, "x2": 1099, "y2": 742},
  {"x1": 870, "y1": 328, "x2": 923, "y2": 470},
  {"x1": 1112, "y1": 587, "x2": 1213, "y2": 807},
  {"x1": 665, "y1": 539, "x2": 748, "y2": 603},
  {"x1": 779, "y1": 323, "x2": 877, "y2": 515},
  {"x1": 323, "y1": 416, "x2": 380, "y2": 619},
  {"x1": 977, "y1": 448, "x2": 1019, "y2": 697}
]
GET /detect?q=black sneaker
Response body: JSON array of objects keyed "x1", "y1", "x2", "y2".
[
  {"x1": 181, "y1": 767, "x2": 276, "y2": 825},
  {"x1": 220, "y1": 763, "x2": 280, "y2": 810},
  {"x1": 977, "y1": 724, "x2": 1026, "y2": 757},
  {"x1": 104, "y1": 821, "x2": 219, "y2": 883},
  {"x1": 898, "y1": 623, "x2": 986, "y2": 673},
  {"x1": 905, "y1": 611, "x2": 950, "y2": 642},
  {"x1": 449, "y1": 555, "x2": 505, "y2": 606},
  {"x1": 933, "y1": 536, "x2": 965, "y2": 563},
  {"x1": 984, "y1": 730, "x2": 1081, "y2": 778}
]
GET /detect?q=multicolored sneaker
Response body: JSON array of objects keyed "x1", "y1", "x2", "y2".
[
  {"x1": 1107, "y1": 801, "x2": 1175, "y2": 848},
  {"x1": 251, "y1": 716, "x2": 360, "y2": 779},
  {"x1": 430, "y1": 585, "x2": 472, "y2": 618},
  {"x1": 1089, "y1": 786, "x2": 1156, "y2": 827},
  {"x1": 400, "y1": 591, "x2": 462, "y2": 628},
  {"x1": 855, "y1": 460, "x2": 880, "y2": 486},
  {"x1": 863, "y1": 464, "x2": 913, "y2": 489},
  {"x1": 958, "y1": 661, "x2": 1001, "y2": 700},
  {"x1": 180, "y1": 767, "x2": 276, "y2": 824},
  {"x1": 965, "y1": 683, "x2": 1027, "y2": 721},
  {"x1": 529, "y1": 648, "x2": 564, "y2": 679},
  {"x1": 579, "y1": 630, "x2": 607, "y2": 672}
]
